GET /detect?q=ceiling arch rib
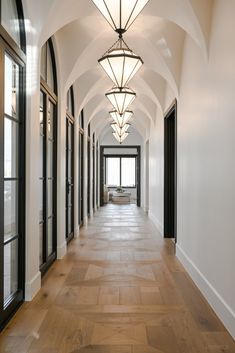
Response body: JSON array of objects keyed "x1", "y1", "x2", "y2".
[{"x1": 35, "y1": 0, "x2": 208, "y2": 58}]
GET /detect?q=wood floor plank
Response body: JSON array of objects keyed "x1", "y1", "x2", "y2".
[{"x1": 0, "y1": 204, "x2": 233, "y2": 353}]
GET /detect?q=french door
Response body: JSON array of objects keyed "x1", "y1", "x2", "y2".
[
  {"x1": 39, "y1": 86, "x2": 57, "y2": 274},
  {"x1": 87, "y1": 138, "x2": 90, "y2": 217},
  {"x1": 0, "y1": 43, "x2": 25, "y2": 328},
  {"x1": 79, "y1": 130, "x2": 84, "y2": 226},
  {"x1": 66, "y1": 116, "x2": 74, "y2": 242}
]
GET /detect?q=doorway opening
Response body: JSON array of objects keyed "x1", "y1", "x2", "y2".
[
  {"x1": 164, "y1": 102, "x2": 177, "y2": 241},
  {"x1": 100, "y1": 146, "x2": 141, "y2": 207}
]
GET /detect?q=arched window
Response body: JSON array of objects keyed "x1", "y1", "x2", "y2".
[
  {"x1": 0, "y1": 0, "x2": 26, "y2": 328},
  {"x1": 40, "y1": 39, "x2": 57, "y2": 94},
  {"x1": 39, "y1": 38, "x2": 57, "y2": 274},
  {"x1": 1, "y1": 0, "x2": 26, "y2": 51}
]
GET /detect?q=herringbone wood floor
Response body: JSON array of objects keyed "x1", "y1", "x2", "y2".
[{"x1": 0, "y1": 204, "x2": 234, "y2": 353}]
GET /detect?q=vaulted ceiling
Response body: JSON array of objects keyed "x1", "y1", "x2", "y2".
[{"x1": 23, "y1": 0, "x2": 214, "y2": 140}]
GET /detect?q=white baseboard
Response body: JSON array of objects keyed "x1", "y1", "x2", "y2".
[
  {"x1": 57, "y1": 241, "x2": 67, "y2": 259},
  {"x1": 176, "y1": 244, "x2": 235, "y2": 339},
  {"x1": 25, "y1": 271, "x2": 41, "y2": 301},
  {"x1": 74, "y1": 227, "x2": 80, "y2": 238},
  {"x1": 148, "y1": 211, "x2": 163, "y2": 236}
]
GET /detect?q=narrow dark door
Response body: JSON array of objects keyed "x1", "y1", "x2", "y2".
[
  {"x1": 79, "y1": 131, "x2": 84, "y2": 225},
  {"x1": 164, "y1": 104, "x2": 177, "y2": 240},
  {"x1": 87, "y1": 139, "x2": 90, "y2": 217},
  {"x1": 66, "y1": 118, "x2": 74, "y2": 242},
  {"x1": 92, "y1": 138, "x2": 95, "y2": 210}
]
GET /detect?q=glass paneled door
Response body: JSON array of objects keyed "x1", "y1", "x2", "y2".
[
  {"x1": 0, "y1": 49, "x2": 25, "y2": 328},
  {"x1": 66, "y1": 118, "x2": 74, "y2": 242},
  {"x1": 39, "y1": 90, "x2": 57, "y2": 274}
]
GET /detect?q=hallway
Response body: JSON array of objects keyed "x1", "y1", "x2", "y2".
[{"x1": 0, "y1": 204, "x2": 234, "y2": 353}]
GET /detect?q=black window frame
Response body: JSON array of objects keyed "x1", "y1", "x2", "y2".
[
  {"x1": 66, "y1": 86, "x2": 75, "y2": 243},
  {"x1": 39, "y1": 38, "x2": 58, "y2": 276},
  {"x1": 78, "y1": 110, "x2": 84, "y2": 226},
  {"x1": 104, "y1": 155, "x2": 137, "y2": 188},
  {"x1": 0, "y1": 0, "x2": 26, "y2": 330}
]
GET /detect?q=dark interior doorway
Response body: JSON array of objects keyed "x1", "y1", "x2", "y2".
[{"x1": 164, "y1": 102, "x2": 177, "y2": 241}]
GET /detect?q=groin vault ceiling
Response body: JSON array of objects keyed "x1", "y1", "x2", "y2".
[{"x1": 23, "y1": 0, "x2": 214, "y2": 140}]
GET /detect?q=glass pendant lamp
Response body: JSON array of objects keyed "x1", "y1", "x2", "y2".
[
  {"x1": 91, "y1": 0, "x2": 150, "y2": 35},
  {"x1": 110, "y1": 110, "x2": 133, "y2": 127},
  {"x1": 111, "y1": 122, "x2": 130, "y2": 135},
  {"x1": 113, "y1": 131, "x2": 129, "y2": 144},
  {"x1": 106, "y1": 86, "x2": 136, "y2": 114},
  {"x1": 99, "y1": 36, "x2": 143, "y2": 88}
]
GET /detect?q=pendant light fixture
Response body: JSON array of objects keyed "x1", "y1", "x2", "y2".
[
  {"x1": 99, "y1": 36, "x2": 143, "y2": 88},
  {"x1": 110, "y1": 110, "x2": 133, "y2": 128},
  {"x1": 91, "y1": 0, "x2": 150, "y2": 35},
  {"x1": 111, "y1": 122, "x2": 130, "y2": 135},
  {"x1": 113, "y1": 131, "x2": 129, "y2": 144},
  {"x1": 106, "y1": 86, "x2": 136, "y2": 115}
]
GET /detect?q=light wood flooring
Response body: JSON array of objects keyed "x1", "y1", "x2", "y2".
[{"x1": 0, "y1": 204, "x2": 234, "y2": 353}]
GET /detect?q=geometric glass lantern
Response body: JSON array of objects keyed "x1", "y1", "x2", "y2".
[
  {"x1": 91, "y1": 0, "x2": 150, "y2": 35},
  {"x1": 106, "y1": 86, "x2": 136, "y2": 115},
  {"x1": 111, "y1": 122, "x2": 130, "y2": 135},
  {"x1": 99, "y1": 36, "x2": 143, "y2": 88},
  {"x1": 113, "y1": 131, "x2": 129, "y2": 144},
  {"x1": 110, "y1": 110, "x2": 133, "y2": 128}
]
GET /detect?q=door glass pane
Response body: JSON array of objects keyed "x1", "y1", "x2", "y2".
[
  {"x1": 121, "y1": 158, "x2": 136, "y2": 187},
  {"x1": 4, "y1": 239, "x2": 18, "y2": 302},
  {"x1": 68, "y1": 208, "x2": 71, "y2": 235},
  {"x1": 1, "y1": 0, "x2": 20, "y2": 46},
  {"x1": 39, "y1": 180, "x2": 43, "y2": 222},
  {"x1": 4, "y1": 181, "x2": 18, "y2": 241},
  {"x1": 4, "y1": 118, "x2": 18, "y2": 178},
  {"x1": 47, "y1": 180, "x2": 53, "y2": 217},
  {"x1": 4, "y1": 54, "x2": 19, "y2": 119},
  {"x1": 39, "y1": 223, "x2": 43, "y2": 266},
  {"x1": 47, "y1": 218, "x2": 53, "y2": 256},
  {"x1": 48, "y1": 101, "x2": 54, "y2": 140},
  {"x1": 106, "y1": 158, "x2": 120, "y2": 186},
  {"x1": 47, "y1": 141, "x2": 53, "y2": 178}
]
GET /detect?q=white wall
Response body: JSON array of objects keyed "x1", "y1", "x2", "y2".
[
  {"x1": 149, "y1": 0, "x2": 235, "y2": 338},
  {"x1": 149, "y1": 109, "x2": 164, "y2": 234}
]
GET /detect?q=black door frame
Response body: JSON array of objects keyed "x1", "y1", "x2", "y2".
[
  {"x1": 79, "y1": 128, "x2": 84, "y2": 226},
  {"x1": 0, "y1": 38, "x2": 26, "y2": 330},
  {"x1": 39, "y1": 83, "x2": 57, "y2": 275},
  {"x1": 164, "y1": 101, "x2": 177, "y2": 241},
  {"x1": 100, "y1": 145, "x2": 141, "y2": 207},
  {"x1": 66, "y1": 113, "x2": 74, "y2": 243}
]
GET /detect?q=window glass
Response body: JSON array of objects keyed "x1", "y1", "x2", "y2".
[
  {"x1": 121, "y1": 158, "x2": 136, "y2": 187},
  {"x1": 4, "y1": 118, "x2": 18, "y2": 178},
  {"x1": 40, "y1": 43, "x2": 47, "y2": 81},
  {"x1": 4, "y1": 181, "x2": 18, "y2": 241},
  {"x1": 106, "y1": 158, "x2": 120, "y2": 186},
  {"x1": 67, "y1": 88, "x2": 73, "y2": 115},
  {"x1": 47, "y1": 43, "x2": 54, "y2": 91},
  {"x1": 40, "y1": 42, "x2": 55, "y2": 92},
  {"x1": 4, "y1": 54, "x2": 19, "y2": 119},
  {"x1": 1, "y1": 0, "x2": 20, "y2": 46},
  {"x1": 4, "y1": 239, "x2": 18, "y2": 302}
]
